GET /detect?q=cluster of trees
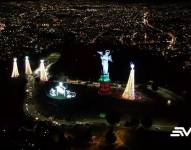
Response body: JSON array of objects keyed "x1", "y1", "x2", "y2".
[{"x1": 106, "y1": 111, "x2": 153, "y2": 129}]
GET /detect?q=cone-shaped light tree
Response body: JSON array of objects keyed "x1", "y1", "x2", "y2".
[
  {"x1": 39, "y1": 59, "x2": 48, "y2": 81},
  {"x1": 25, "y1": 56, "x2": 32, "y2": 75},
  {"x1": 11, "y1": 58, "x2": 19, "y2": 78},
  {"x1": 122, "y1": 63, "x2": 135, "y2": 100}
]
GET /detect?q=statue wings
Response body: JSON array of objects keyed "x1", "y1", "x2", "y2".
[{"x1": 97, "y1": 51, "x2": 103, "y2": 55}]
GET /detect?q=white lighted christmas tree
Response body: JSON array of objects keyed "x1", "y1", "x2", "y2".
[
  {"x1": 39, "y1": 59, "x2": 48, "y2": 81},
  {"x1": 25, "y1": 56, "x2": 32, "y2": 75},
  {"x1": 11, "y1": 58, "x2": 19, "y2": 78},
  {"x1": 122, "y1": 63, "x2": 135, "y2": 100}
]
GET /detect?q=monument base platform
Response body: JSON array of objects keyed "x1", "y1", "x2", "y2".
[
  {"x1": 98, "y1": 82, "x2": 111, "y2": 95},
  {"x1": 99, "y1": 74, "x2": 110, "y2": 82}
]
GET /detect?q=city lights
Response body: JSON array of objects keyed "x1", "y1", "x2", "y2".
[{"x1": 3, "y1": 1, "x2": 189, "y2": 149}]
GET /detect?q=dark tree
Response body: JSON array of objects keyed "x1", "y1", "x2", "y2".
[
  {"x1": 106, "y1": 111, "x2": 120, "y2": 126},
  {"x1": 124, "y1": 117, "x2": 139, "y2": 128},
  {"x1": 141, "y1": 117, "x2": 152, "y2": 128},
  {"x1": 105, "y1": 128, "x2": 116, "y2": 145},
  {"x1": 151, "y1": 81, "x2": 159, "y2": 91},
  {"x1": 82, "y1": 127, "x2": 93, "y2": 145}
]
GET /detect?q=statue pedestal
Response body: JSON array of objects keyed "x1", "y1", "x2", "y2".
[
  {"x1": 98, "y1": 82, "x2": 111, "y2": 95},
  {"x1": 99, "y1": 74, "x2": 110, "y2": 82}
]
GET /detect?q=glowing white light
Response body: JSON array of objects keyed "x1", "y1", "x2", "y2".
[
  {"x1": 11, "y1": 57, "x2": 19, "y2": 78},
  {"x1": 0, "y1": 23, "x2": 5, "y2": 31},
  {"x1": 52, "y1": 121, "x2": 60, "y2": 125},
  {"x1": 130, "y1": 63, "x2": 135, "y2": 69},
  {"x1": 56, "y1": 82, "x2": 66, "y2": 96},
  {"x1": 34, "y1": 68, "x2": 40, "y2": 75},
  {"x1": 167, "y1": 100, "x2": 172, "y2": 105},
  {"x1": 49, "y1": 82, "x2": 76, "y2": 99},
  {"x1": 122, "y1": 63, "x2": 135, "y2": 100},
  {"x1": 34, "y1": 60, "x2": 51, "y2": 79},
  {"x1": 50, "y1": 88, "x2": 56, "y2": 97},
  {"x1": 39, "y1": 59, "x2": 48, "y2": 81},
  {"x1": 97, "y1": 50, "x2": 112, "y2": 75},
  {"x1": 25, "y1": 56, "x2": 32, "y2": 75}
]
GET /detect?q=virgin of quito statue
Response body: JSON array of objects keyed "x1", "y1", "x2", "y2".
[{"x1": 97, "y1": 50, "x2": 112, "y2": 94}]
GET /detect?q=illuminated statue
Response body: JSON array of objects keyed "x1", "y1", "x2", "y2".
[
  {"x1": 97, "y1": 50, "x2": 112, "y2": 75},
  {"x1": 39, "y1": 59, "x2": 48, "y2": 81},
  {"x1": 11, "y1": 58, "x2": 19, "y2": 78},
  {"x1": 25, "y1": 56, "x2": 32, "y2": 75},
  {"x1": 122, "y1": 63, "x2": 135, "y2": 100},
  {"x1": 49, "y1": 82, "x2": 76, "y2": 99},
  {"x1": 55, "y1": 82, "x2": 67, "y2": 96},
  {"x1": 97, "y1": 50, "x2": 112, "y2": 82},
  {"x1": 50, "y1": 88, "x2": 56, "y2": 97}
]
